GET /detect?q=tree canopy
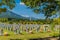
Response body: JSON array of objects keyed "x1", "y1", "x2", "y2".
[
  {"x1": 0, "y1": 0, "x2": 60, "y2": 19},
  {"x1": 21, "y1": 0, "x2": 60, "y2": 19},
  {"x1": 0, "y1": 0, "x2": 16, "y2": 13}
]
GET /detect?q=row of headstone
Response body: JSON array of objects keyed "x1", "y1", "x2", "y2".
[
  {"x1": 20, "y1": 24, "x2": 40, "y2": 33},
  {"x1": 0, "y1": 22, "x2": 60, "y2": 34},
  {"x1": 0, "y1": 23, "x2": 20, "y2": 34}
]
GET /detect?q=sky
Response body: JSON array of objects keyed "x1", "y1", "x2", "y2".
[
  {"x1": 11, "y1": 0, "x2": 59, "y2": 19},
  {"x1": 11, "y1": 0, "x2": 45, "y2": 19}
]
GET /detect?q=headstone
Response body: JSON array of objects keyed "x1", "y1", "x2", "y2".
[
  {"x1": 0, "y1": 29, "x2": 3, "y2": 36},
  {"x1": 17, "y1": 24, "x2": 20, "y2": 34},
  {"x1": 43, "y1": 24, "x2": 50, "y2": 32},
  {"x1": 13, "y1": 23, "x2": 21, "y2": 34},
  {"x1": 26, "y1": 24, "x2": 29, "y2": 33},
  {"x1": 13, "y1": 24, "x2": 17, "y2": 34},
  {"x1": 36, "y1": 24, "x2": 40, "y2": 32},
  {"x1": 54, "y1": 25, "x2": 60, "y2": 31}
]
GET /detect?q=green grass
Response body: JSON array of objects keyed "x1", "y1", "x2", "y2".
[{"x1": 0, "y1": 29, "x2": 59, "y2": 40}]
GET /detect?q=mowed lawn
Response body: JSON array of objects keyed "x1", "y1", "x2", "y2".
[{"x1": 0, "y1": 29, "x2": 59, "y2": 40}]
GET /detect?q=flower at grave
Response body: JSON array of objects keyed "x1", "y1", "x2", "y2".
[
  {"x1": 4, "y1": 32, "x2": 9, "y2": 36},
  {"x1": 29, "y1": 31, "x2": 33, "y2": 34},
  {"x1": 40, "y1": 29, "x2": 43, "y2": 32},
  {"x1": 47, "y1": 30, "x2": 51, "y2": 32}
]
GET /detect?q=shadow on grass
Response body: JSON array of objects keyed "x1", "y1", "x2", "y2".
[{"x1": 29, "y1": 36, "x2": 60, "y2": 40}]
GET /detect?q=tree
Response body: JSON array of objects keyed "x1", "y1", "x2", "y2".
[
  {"x1": 0, "y1": 0, "x2": 16, "y2": 13},
  {"x1": 21, "y1": 0, "x2": 60, "y2": 19},
  {"x1": 53, "y1": 17, "x2": 60, "y2": 24}
]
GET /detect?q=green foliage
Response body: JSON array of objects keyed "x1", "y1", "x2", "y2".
[
  {"x1": 0, "y1": 0, "x2": 16, "y2": 13},
  {"x1": 53, "y1": 18, "x2": 60, "y2": 24},
  {"x1": 21, "y1": 0, "x2": 60, "y2": 19}
]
